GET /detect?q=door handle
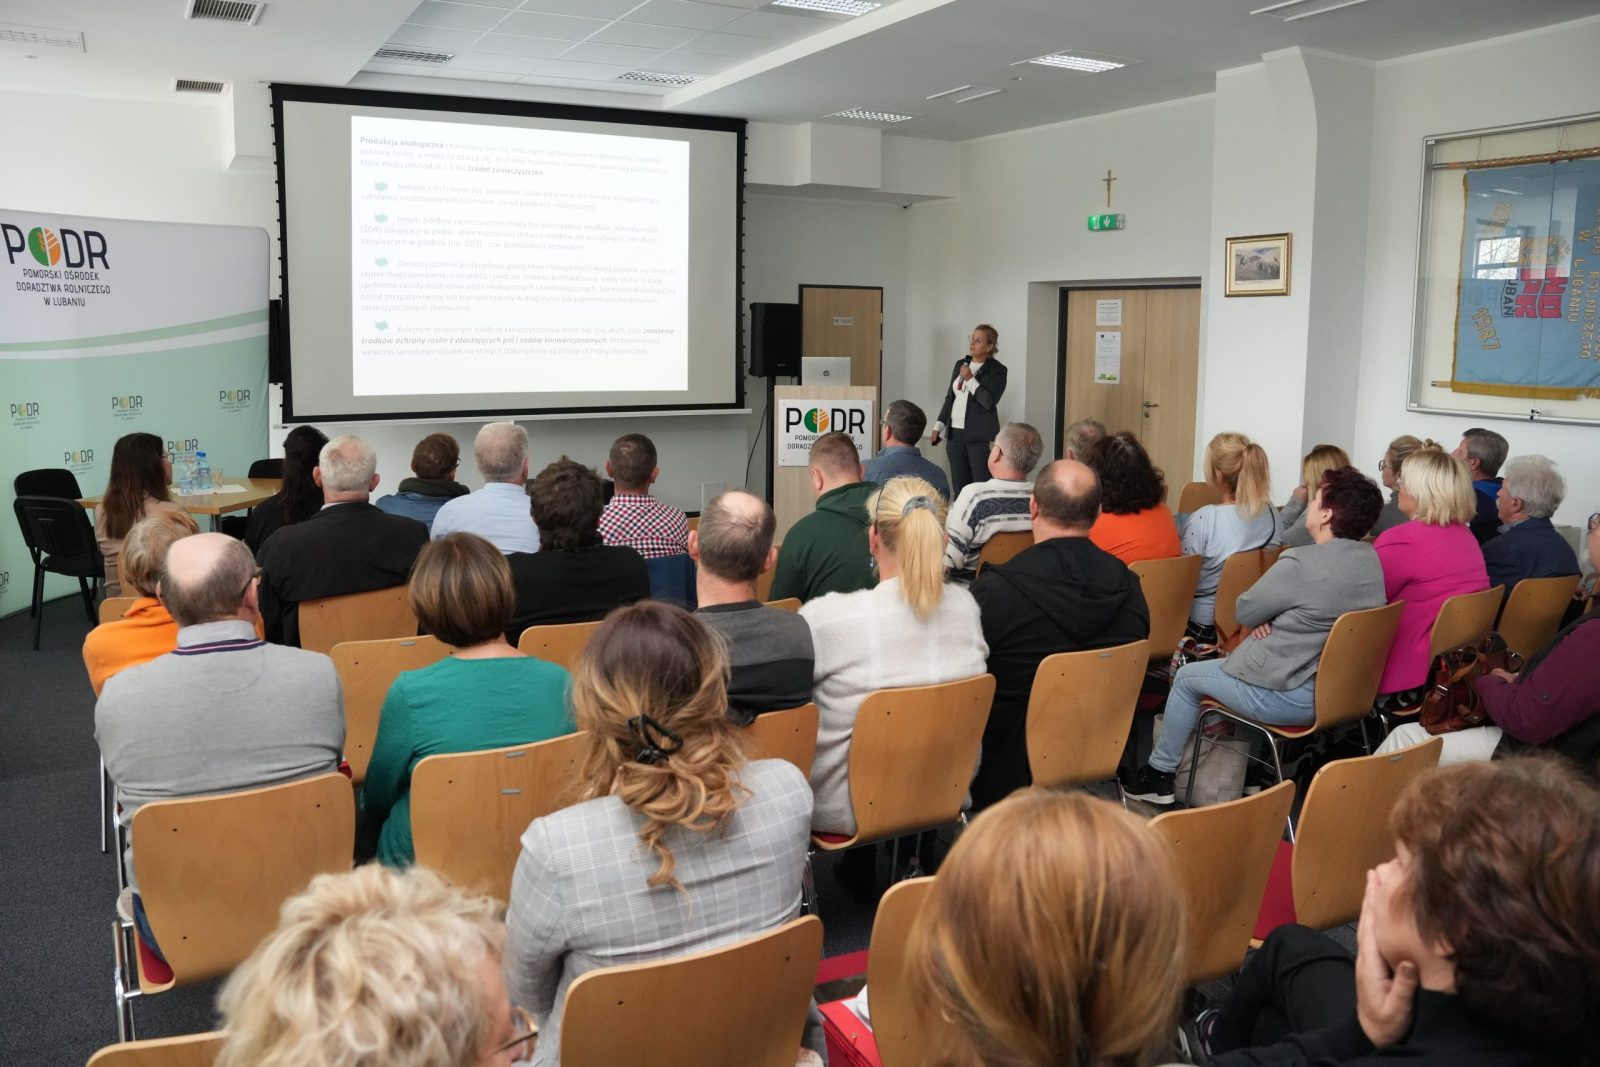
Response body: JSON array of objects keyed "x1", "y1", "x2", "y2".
[{"x1": 1142, "y1": 401, "x2": 1159, "y2": 408}]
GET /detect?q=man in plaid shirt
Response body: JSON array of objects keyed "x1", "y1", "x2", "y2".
[{"x1": 598, "y1": 433, "x2": 690, "y2": 559}]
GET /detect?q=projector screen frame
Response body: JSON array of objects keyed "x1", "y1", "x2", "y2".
[{"x1": 270, "y1": 82, "x2": 747, "y2": 423}]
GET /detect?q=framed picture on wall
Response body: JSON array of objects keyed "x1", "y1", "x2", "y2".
[{"x1": 1224, "y1": 233, "x2": 1292, "y2": 297}]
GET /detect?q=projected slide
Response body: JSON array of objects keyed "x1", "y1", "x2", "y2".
[{"x1": 349, "y1": 115, "x2": 689, "y2": 397}]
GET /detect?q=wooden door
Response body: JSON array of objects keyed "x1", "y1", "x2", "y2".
[
  {"x1": 800, "y1": 286, "x2": 882, "y2": 391},
  {"x1": 1062, "y1": 288, "x2": 1200, "y2": 509}
]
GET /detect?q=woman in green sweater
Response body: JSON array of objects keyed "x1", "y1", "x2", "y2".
[{"x1": 364, "y1": 532, "x2": 573, "y2": 867}]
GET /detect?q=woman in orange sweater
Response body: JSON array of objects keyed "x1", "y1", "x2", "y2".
[
  {"x1": 1085, "y1": 431, "x2": 1181, "y2": 564},
  {"x1": 83, "y1": 510, "x2": 200, "y2": 696}
]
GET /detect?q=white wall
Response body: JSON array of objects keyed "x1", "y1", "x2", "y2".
[{"x1": 1357, "y1": 16, "x2": 1600, "y2": 528}]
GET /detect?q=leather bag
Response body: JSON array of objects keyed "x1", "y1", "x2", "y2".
[{"x1": 1418, "y1": 633, "x2": 1524, "y2": 736}]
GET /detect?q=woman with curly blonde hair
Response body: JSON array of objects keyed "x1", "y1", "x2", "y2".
[{"x1": 502, "y1": 600, "x2": 815, "y2": 1065}]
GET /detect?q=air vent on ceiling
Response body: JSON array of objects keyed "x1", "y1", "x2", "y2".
[
  {"x1": 1250, "y1": 0, "x2": 1372, "y2": 21},
  {"x1": 175, "y1": 78, "x2": 226, "y2": 93},
  {"x1": 372, "y1": 46, "x2": 455, "y2": 65},
  {"x1": 185, "y1": 0, "x2": 265, "y2": 26},
  {"x1": 618, "y1": 70, "x2": 699, "y2": 86},
  {"x1": 926, "y1": 84, "x2": 1002, "y2": 103},
  {"x1": 829, "y1": 107, "x2": 915, "y2": 123},
  {"x1": 0, "y1": 22, "x2": 85, "y2": 50}
]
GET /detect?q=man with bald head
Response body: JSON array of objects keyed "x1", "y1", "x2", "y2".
[
  {"x1": 691, "y1": 490, "x2": 814, "y2": 722},
  {"x1": 968, "y1": 459, "x2": 1150, "y2": 810},
  {"x1": 95, "y1": 533, "x2": 344, "y2": 955}
]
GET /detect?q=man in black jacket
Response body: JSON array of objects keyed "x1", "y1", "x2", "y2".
[{"x1": 968, "y1": 458, "x2": 1149, "y2": 810}]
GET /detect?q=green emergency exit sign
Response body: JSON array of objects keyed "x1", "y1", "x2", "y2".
[{"x1": 1087, "y1": 213, "x2": 1125, "y2": 231}]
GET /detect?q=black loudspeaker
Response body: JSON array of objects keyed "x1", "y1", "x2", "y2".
[{"x1": 749, "y1": 302, "x2": 801, "y2": 377}]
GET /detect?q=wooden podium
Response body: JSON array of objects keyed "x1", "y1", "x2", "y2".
[{"x1": 772, "y1": 384, "x2": 877, "y2": 542}]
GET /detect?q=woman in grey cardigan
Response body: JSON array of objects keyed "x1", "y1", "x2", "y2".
[{"x1": 1126, "y1": 466, "x2": 1386, "y2": 805}]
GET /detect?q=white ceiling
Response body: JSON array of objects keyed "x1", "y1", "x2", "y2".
[{"x1": 1, "y1": 0, "x2": 1594, "y2": 140}]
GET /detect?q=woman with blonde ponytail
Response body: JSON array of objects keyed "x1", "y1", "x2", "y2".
[
  {"x1": 1183, "y1": 432, "x2": 1283, "y2": 634},
  {"x1": 801, "y1": 476, "x2": 989, "y2": 839},
  {"x1": 502, "y1": 601, "x2": 815, "y2": 1065}
]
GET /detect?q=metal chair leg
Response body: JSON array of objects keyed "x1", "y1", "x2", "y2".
[
  {"x1": 100, "y1": 759, "x2": 109, "y2": 854},
  {"x1": 112, "y1": 917, "x2": 140, "y2": 1042},
  {"x1": 800, "y1": 852, "x2": 817, "y2": 916},
  {"x1": 32, "y1": 566, "x2": 46, "y2": 650}
]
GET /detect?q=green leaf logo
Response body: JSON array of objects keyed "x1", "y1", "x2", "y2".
[
  {"x1": 375, "y1": 321, "x2": 389, "y2": 330},
  {"x1": 374, "y1": 214, "x2": 388, "y2": 223},
  {"x1": 27, "y1": 227, "x2": 61, "y2": 267},
  {"x1": 374, "y1": 258, "x2": 388, "y2": 266},
  {"x1": 374, "y1": 181, "x2": 388, "y2": 191}
]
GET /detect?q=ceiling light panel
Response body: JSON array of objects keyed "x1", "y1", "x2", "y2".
[
  {"x1": 618, "y1": 70, "x2": 700, "y2": 85},
  {"x1": 829, "y1": 107, "x2": 915, "y2": 123},
  {"x1": 0, "y1": 23, "x2": 84, "y2": 49},
  {"x1": 1025, "y1": 49, "x2": 1140, "y2": 73},
  {"x1": 770, "y1": 0, "x2": 881, "y2": 16},
  {"x1": 373, "y1": 46, "x2": 455, "y2": 64},
  {"x1": 1250, "y1": 0, "x2": 1373, "y2": 20}
]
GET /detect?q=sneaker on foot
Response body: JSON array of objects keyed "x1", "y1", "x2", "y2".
[{"x1": 1125, "y1": 765, "x2": 1176, "y2": 805}]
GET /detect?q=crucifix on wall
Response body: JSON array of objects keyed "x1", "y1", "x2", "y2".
[{"x1": 1103, "y1": 168, "x2": 1116, "y2": 208}]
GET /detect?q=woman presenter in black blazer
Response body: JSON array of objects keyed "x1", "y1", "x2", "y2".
[{"x1": 931, "y1": 323, "x2": 1008, "y2": 498}]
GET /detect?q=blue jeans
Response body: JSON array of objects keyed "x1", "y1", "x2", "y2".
[{"x1": 1151, "y1": 659, "x2": 1317, "y2": 773}]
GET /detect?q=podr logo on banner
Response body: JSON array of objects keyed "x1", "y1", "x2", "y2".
[
  {"x1": 112, "y1": 395, "x2": 144, "y2": 421},
  {"x1": 10, "y1": 401, "x2": 41, "y2": 429},
  {"x1": 219, "y1": 388, "x2": 253, "y2": 413},
  {"x1": 2, "y1": 223, "x2": 109, "y2": 269},
  {"x1": 64, "y1": 448, "x2": 95, "y2": 476}
]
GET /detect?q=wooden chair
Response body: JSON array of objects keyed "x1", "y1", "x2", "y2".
[
  {"x1": 1254, "y1": 739, "x2": 1443, "y2": 943},
  {"x1": 86, "y1": 1032, "x2": 225, "y2": 1067},
  {"x1": 756, "y1": 545, "x2": 779, "y2": 603},
  {"x1": 98, "y1": 596, "x2": 139, "y2": 624},
  {"x1": 1190, "y1": 602, "x2": 1404, "y2": 837},
  {"x1": 863, "y1": 877, "x2": 956, "y2": 1067},
  {"x1": 1149, "y1": 780, "x2": 1295, "y2": 986},
  {"x1": 1428, "y1": 585, "x2": 1505, "y2": 657},
  {"x1": 1496, "y1": 575, "x2": 1581, "y2": 659},
  {"x1": 767, "y1": 597, "x2": 802, "y2": 613},
  {"x1": 517, "y1": 618, "x2": 605, "y2": 672},
  {"x1": 976, "y1": 529, "x2": 1032, "y2": 569},
  {"x1": 410, "y1": 732, "x2": 589, "y2": 902},
  {"x1": 743, "y1": 702, "x2": 819, "y2": 777},
  {"x1": 1178, "y1": 480, "x2": 1222, "y2": 515},
  {"x1": 297, "y1": 586, "x2": 417, "y2": 654},
  {"x1": 115, "y1": 774, "x2": 354, "y2": 1040},
  {"x1": 330, "y1": 635, "x2": 453, "y2": 784},
  {"x1": 1026, "y1": 640, "x2": 1150, "y2": 795},
  {"x1": 1212, "y1": 548, "x2": 1276, "y2": 651},
  {"x1": 560, "y1": 916, "x2": 824, "y2": 1067},
  {"x1": 1129, "y1": 555, "x2": 1203, "y2": 660}
]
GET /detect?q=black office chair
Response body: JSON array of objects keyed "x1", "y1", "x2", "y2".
[
  {"x1": 13, "y1": 495, "x2": 103, "y2": 650},
  {"x1": 14, "y1": 467, "x2": 84, "y2": 500},
  {"x1": 247, "y1": 458, "x2": 284, "y2": 479}
]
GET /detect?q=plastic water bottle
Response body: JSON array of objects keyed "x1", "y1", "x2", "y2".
[
  {"x1": 195, "y1": 451, "x2": 211, "y2": 493},
  {"x1": 177, "y1": 452, "x2": 195, "y2": 496}
]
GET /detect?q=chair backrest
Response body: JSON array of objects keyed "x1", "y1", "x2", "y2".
[
  {"x1": 1129, "y1": 555, "x2": 1203, "y2": 659},
  {"x1": 14, "y1": 495, "x2": 101, "y2": 561},
  {"x1": 85, "y1": 1031, "x2": 226, "y2": 1067},
  {"x1": 766, "y1": 597, "x2": 802, "y2": 613},
  {"x1": 1212, "y1": 549, "x2": 1271, "y2": 647},
  {"x1": 865, "y1": 877, "x2": 955, "y2": 1067},
  {"x1": 1310, "y1": 602, "x2": 1405, "y2": 731},
  {"x1": 15, "y1": 467, "x2": 83, "y2": 499},
  {"x1": 742, "y1": 703, "x2": 819, "y2": 777},
  {"x1": 99, "y1": 596, "x2": 140, "y2": 624},
  {"x1": 560, "y1": 916, "x2": 824, "y2": 1067},
  {"x1": 516, "y1": 618, "x2": 605, "y2": 672},
  {"x1": 1178, "y1": 480, "x2": 1223, "y2": 515},
  {"x1": 976, "y1": 529, "x2": 1033, "y2": 568},
  {"x1": 330, "y1": 635, "x2": 454, "y2": 783},
  {"x1": 131, "y1": 773, "x2": 354, "y2": 989},
  {"x1": 1149, "y1": 780, "x2": 1295, "y2": 985},
  {"x1": 297, "y1": 586, "x2": 417, "y2": 655},
  {"x1": 755, "y1": 544, "x2": 779, "y2": 603},
  {"x1": 1026, "y1": 640, "x2": 1150, "y2": 789},
  {"x1": 1497, "y1": 574, "x2": 1582, "y2": 659},
  {"x1": 1292, "y1": 739, "x2": 1443, "y2": 930},
  {"x1": 846, "y1": 674, "x2": 997, "y2": 844},
  {"x1": 410, "y1": 733, "x2": 589, "y2": 902},
  {"x1": 645, "y1": 552, "x2": 697, "y2": 609},
  {"x1": 1428, "y1": 585, "x2": 1505, "y2": 657},
  {"x1": 247, "y1": 457, "x2": 284, "y2": 479}
]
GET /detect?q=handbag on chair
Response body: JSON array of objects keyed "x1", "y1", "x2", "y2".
[{"x1": 1418, "y1": 633, "x2": 1524, "y2": 736}]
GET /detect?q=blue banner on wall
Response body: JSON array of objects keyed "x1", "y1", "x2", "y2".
[{"x1": 1452, "y1": 156, "x2": 1600, "y2": 399}]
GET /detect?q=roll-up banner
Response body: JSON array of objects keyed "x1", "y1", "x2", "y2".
[{"x1": 1, "y1": 212, "x2": 270, "y2": 619}]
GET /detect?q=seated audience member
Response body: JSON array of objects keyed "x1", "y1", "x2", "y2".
[
  {"x1": 908, "y1": 789, "x2": 1185, "y2": 1067},
  {"x1": 503, "y1": 602, "x2": 816, "y2": 1062},
  {"x1": 95, "y1": 432, "x2": 183, "y2": 596},
  {"x1": 364, "y1": 533, "x2": 573, "y2": 867},
  {"x1": 1279, "y1": 444, "x2": 1351, "y2": 548},
  {"x1": 1185, "y1": 432, "x2": 1282, "y2": 635},
  {"x1": 374, "y1": 432, "x2": 468, "y2": 532},
  {"x1": 217, "y1": 864, "x2": 528, "y2": 1067},
  {"x1": 431, "y1": 422, "x2": 539, "y2": 554},
  {"x1": 969, "y1": 459, "x2": 1149, "y2": 810},
  {"x1": 769, "y1": 431, "x2": 877, "y2": 603},
  {"x1": 944, "y1": 421, "x2": 1044, "y2": 581},
  {"x1": 690, "y1": 490, "x2": 814, "y2": 723},
  {"x1": 1206, "y1": 758, "x2": 1600, "y2": 1066},
  {"x1": 96, "y1": 533, "x2": 343, "y2": 957},
  {"x1": 1084, "y1": 431, "x2": 1182, "y2": 564},
  {"x1": 1452, "y1": 425, "x2": 1509, "y2": 544},
  {"x1": 245, "y1": 425, "x2": 328, "y2": 553},
  {"x1": 1482, "y1": 454, "x2": 1579, "y2": 598},
  {"x1": 1129, "y1": 467, "x2": 1384, "y2": 804},
  {"x1": 1371, "y1": 434, "x2": 1432, "y2": 538},
  {"x1": 804, "y1": 476, "x2": 988, "y2": 836},
  {"x1": 862, "y1": 398, "x2": 951, "y2": 500},
  {"x1": 83, "y1": 510, "x2": 200, "y2": 695},
  {"x1": 1063, "y1": 416, "x2": 1106, "y2": 461},
  {"x1": 1377, "y1": 511, "x2": 1600, "y2": 766},
  {"x1": 505, "y1": 458, "x2": 649, "y2": 641},
  {"x1": 596, "y1": 432, "x2": 690, "y2": 559},
  {"x1": 257, "y1": 434, "x2": 430, "y2": 647},
  {"x1": 1372, "y1": 449, "x2": 1489, "y2": 705}
]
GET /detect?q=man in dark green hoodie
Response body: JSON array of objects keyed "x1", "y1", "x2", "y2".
[{"x1": 770, "y1": 430, "x2": 878, "y2": 603}]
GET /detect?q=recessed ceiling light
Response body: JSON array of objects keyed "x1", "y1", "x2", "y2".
[
  {"x1": 0, "y1": 22, "x2": 84, "y2": 50},
  {"x1": 771, "y1": 0, "x2": 881, "y2": 16},
  {"x1": 1026, "y1": 51, "x2": 1132, "y2": 73},
  {"x1": 618, "y1": 70, "x2": 699, "y2": 86},
  {"x1": 1250, "y1": 0, "x2": 1372, "y2": 21},
  {"x1": 829, "y1": 107, "x2": 915, "y2": 123},
  {"x1": 373, "y1": 46, "x2": 454, "y2": 64}
]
